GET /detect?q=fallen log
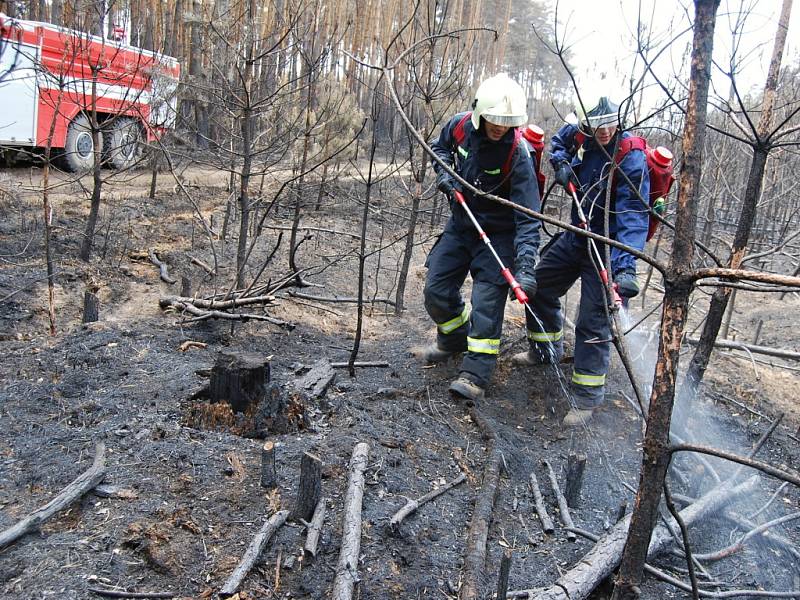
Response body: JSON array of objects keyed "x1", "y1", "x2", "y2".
[
  {"x1": 528, "y1": 472, "x2": 554, "y2": 534},
  {"x1": 0, "y1": 442, "x2": 106, "y2": 550},
  {"x1": 158, "y1": 294, "x2": 277, "y2": 311},
  {"x1": 684, "y1": 336, "x2": 800, "y2": 361},
  {"x1": 565, "y1": 527, "x2": 800, "y2": 599},
  {"x1": 219, "y1": 509, "x2": 289, "y2": 597},
  {"x1": 461, "y1": 408, "x2": 502, "y2": 600},
  {"x1": 148, "y1": 249, "x2": 176, "y2": 284},
  {"x1": 331, "y1": 442, "x2": 370, "y2": 600},
  {"x1": 389, "y1": 472, "x2": 466, "y2": 531},
  {"x1": 303, "y1": 497, "x2": 326, "y2": 559},
  {"x1": 510, "y1": 475, "x2": 759, "y2": 599}
]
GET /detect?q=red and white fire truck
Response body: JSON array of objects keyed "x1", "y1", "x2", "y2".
[{"x1": 0, "y1": 13, "x2": 180, "y2": 171}]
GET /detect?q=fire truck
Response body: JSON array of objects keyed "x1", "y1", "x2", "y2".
[{"x1": 0, "y1": 13, "x2": 180, "y2": 171}]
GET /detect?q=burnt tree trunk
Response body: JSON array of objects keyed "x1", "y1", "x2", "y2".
[
  {"x1": 82, "y1": 290, "x2": 100, "y2": 323},
  {"x1": 290, "y1": 452, "x2": 322, "y2": 522},
  {"x1": 611, "y1": 1, "x2": 721, "y2": 598},
  {"x1": 686, "y1": 0, "x2": 793, "y2": 389},
  {"x1": 209, "y1": 351, "x2": 270, "y2": 413},
  {"x1": 260, "y1": 441, "x2": 277, "y2": 489}
]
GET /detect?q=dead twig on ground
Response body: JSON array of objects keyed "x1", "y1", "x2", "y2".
[
  {"x1": 529, "y1": 472, "x2": 555, "y2": 534},
  {"x1": 188, "y1": 254, "x2": 215, "y2": 275},
  {"x1": 87, "y1": 587, "x2": 176, "y2": 599},
  {"x1": 330, "y1": 361, "x2": 389, "y2": 368},
  {"x1": 159, "y1": 295, "x2": 292, "y2": 328},
  {"x1": 389, "y1": 472, "x2": 466, "y2": 531},
  {"x1": 684, "y1": 336, "x2": 800, "y2": 361},
  {"x1": 219, "y1": 509, "x2": 289, "y2": 597},
  {"x1": 148, "y1": 249, "x2": 176, "y2": 284},
  {"x1": 543, "y1": 459, "x2": 576, "y2": 542},
  {"x1": 0, "y1": 442, "x2": 106, "y2": 550},
  {"x1": 288, "y1": 291, "x2": 396, "y2": 306},
  {"x1": 511, "y1": 476, "x2": 759, "y2": 599}
]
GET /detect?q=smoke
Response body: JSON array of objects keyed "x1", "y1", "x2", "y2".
[{"x1": 619, "y1": 307, "x2": 800, "y2": 593}]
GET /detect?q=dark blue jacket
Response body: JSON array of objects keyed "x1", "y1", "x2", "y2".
[
  {"x1": 431, "y1": 112, "x2": 541, "y2": 264},
  {"x1": 550, "y1": 124, "x2": 649, "y2": 273}
]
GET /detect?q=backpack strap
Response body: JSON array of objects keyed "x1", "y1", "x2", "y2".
[
  {"x1": 501, "y1": 127, "x2": 523, "y2": 179},
  {"x1": 615, "y1": 136, "x2": 646, "y2": 163},
  {"x1": 573, "y1": 130, "x2": 587, "y2": 152},
  {"x1": 610, "y1": 136, "x2": 647, "y2": 193},
  {"x1": 452, "y1": 112, "x2": 472, "y2": 148}
]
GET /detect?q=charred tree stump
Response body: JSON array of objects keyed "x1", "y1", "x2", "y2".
[
  {"x1": 82, "y1": 290, "x2": 100, "y2": 323},
  {"x1": 291, "y1": 452, "x2": 322, "y2": 522},
  {"x1": 616, "y1": 501, "x2": 628, "y2": 523},
  {"x1": 496, "y1": 549, "x2": 512, "y2": 600},
  {"x1": 180, "y1": 275, "x2": 192, "y2": 298},
  {"x1": 209, "y1": 351, "x2": 270, "y2": 413},
  {"x1": 564, "y1": 452, "x2": 587, "y2": 508},
  {"x1": 260, "y1": 441, "x2": 277, "y2": 489},
  {"x1": 331, "y1": 442, "x2": 370, "y2": 600}
]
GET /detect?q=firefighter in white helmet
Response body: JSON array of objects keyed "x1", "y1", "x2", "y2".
[{"x1": 412, "y1": 73, "x2": 541, "y2": 403}]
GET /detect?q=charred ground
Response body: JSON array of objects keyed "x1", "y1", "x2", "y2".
[{"x1": 0, "y1": 167, "x2": 798, "y2": 599}]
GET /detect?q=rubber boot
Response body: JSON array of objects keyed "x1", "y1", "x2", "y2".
[
  {"x1": 511, "y1": 350, "x2": 539, "y2": 366},
  {"x1": 410, "y1": 343, "x2": 458, "y2": 363},
  {"x1": 562, "y1": 407, "x2": 595, "y2": 427},
  {"x1": 448, "y1": 373, "x2": 485, "y2": 404},
  {"x1": 511, "y1": 346, "x2": 564, "y2": 366}
]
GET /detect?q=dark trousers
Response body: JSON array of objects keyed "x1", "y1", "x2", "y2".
[
  {"x1": 526, "y1": 232, "x2": 610, "y2": 408},
  {"x1": 423, "y1": 222, "x2": 512, "y2": 388}
]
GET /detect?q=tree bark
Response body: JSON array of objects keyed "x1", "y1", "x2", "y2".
[{"x1": 612, "y1": 2, "x2": 721, "y2": 598}]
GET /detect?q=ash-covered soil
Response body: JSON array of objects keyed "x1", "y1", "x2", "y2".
[{"x1": 0, "y1": 167, "x2": 798, "y2": 599}]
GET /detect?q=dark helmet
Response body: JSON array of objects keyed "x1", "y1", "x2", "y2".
[{"x1": 575, "y1": 95, "x2": 621, "y2": 130}]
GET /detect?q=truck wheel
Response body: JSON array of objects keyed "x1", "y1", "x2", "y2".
[
  {"x1": 105, "y1": 118, "x2": 142, "y2": 170},
  {"x1": 63, "y1": 113, "x2": 101, "y2": 173}
]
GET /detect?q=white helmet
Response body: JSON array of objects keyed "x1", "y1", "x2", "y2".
[
  {"x1": 574, "y1": 94, "x2": 621, "y2": 130},
  {"x1": 471, "y1": 73, "x2": 527, "y2": 129}
]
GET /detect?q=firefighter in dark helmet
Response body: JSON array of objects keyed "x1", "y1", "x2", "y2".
[
  {"x1": 412, "y1": 73, "x2": 541, "y2": 402},
  {"x1": 513, "y1": 93, "x2": 650, "y2": 426}
]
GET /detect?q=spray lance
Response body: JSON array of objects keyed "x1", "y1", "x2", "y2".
[
  {"x1": 565, "y1": 182, "x2": 623, "y2": 309},
  {"x1": 452, "y1": 190, "x2": 530, "y2": 306}
]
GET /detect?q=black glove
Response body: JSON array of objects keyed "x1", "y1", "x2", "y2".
[
  {"x1": 436, "y1": 171, "x2": 455, "y2": 199},
  {"x1": 512, "y1": 258, "x2": 538, "y2": 300},
  {"x1": 554, "y1": 162, "x2": 576, "y2": 190},
  {"x1": 615, "y1": 269, "x2": 639, "y2": 298}
]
